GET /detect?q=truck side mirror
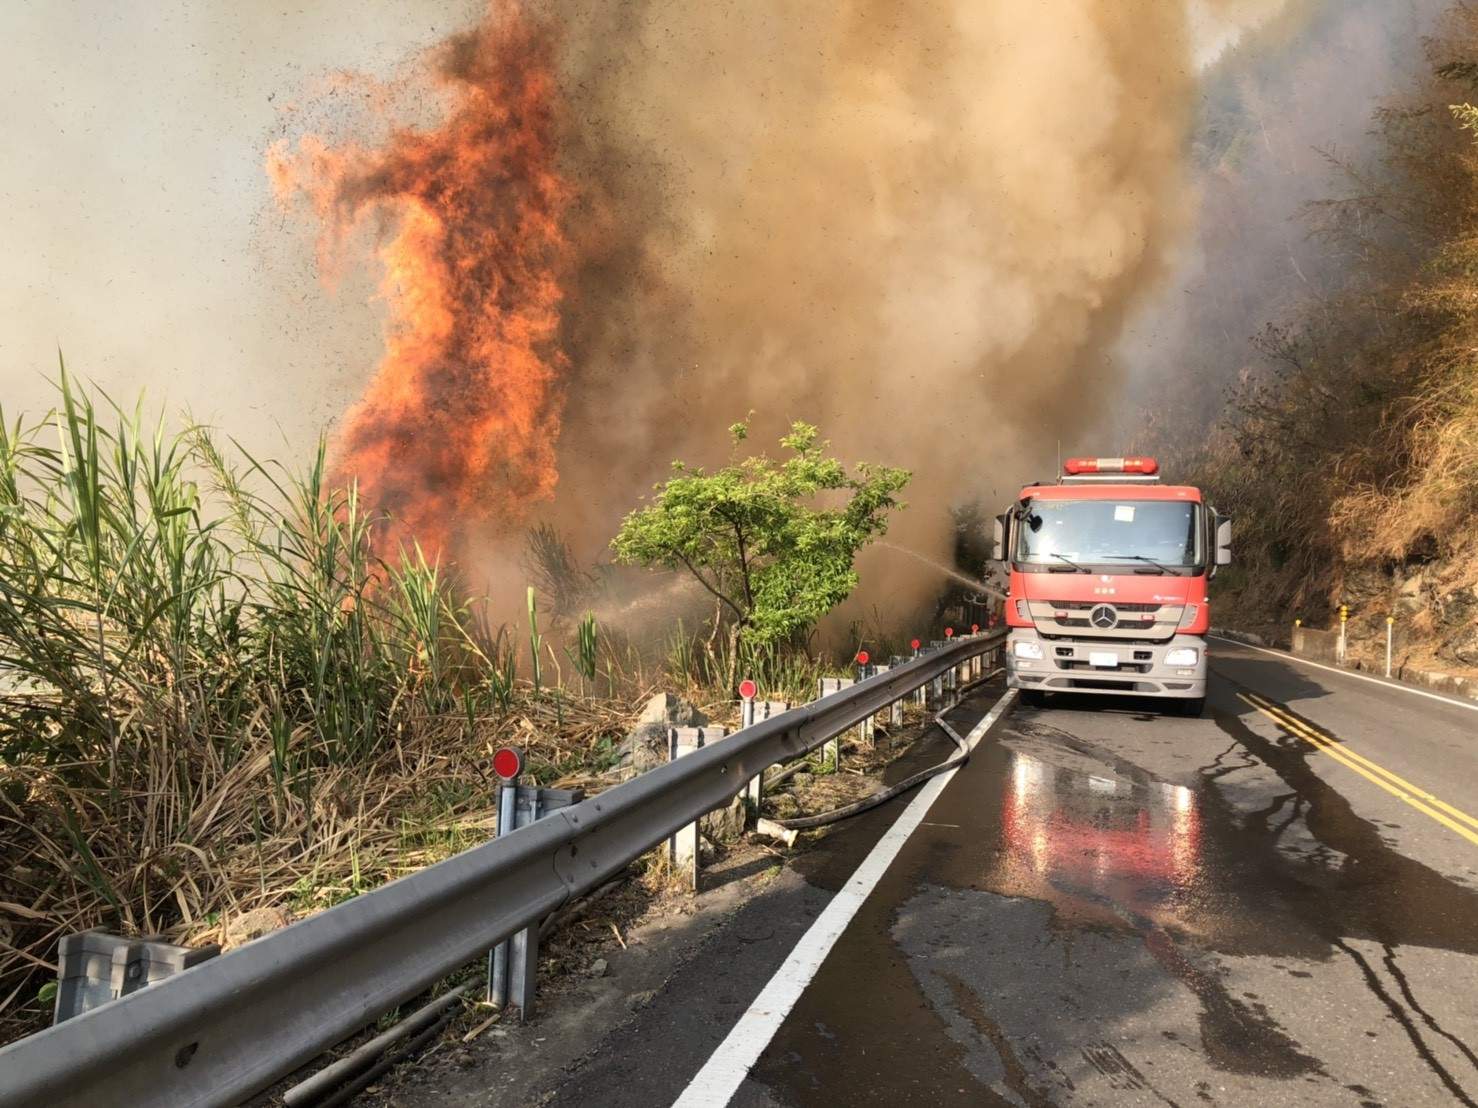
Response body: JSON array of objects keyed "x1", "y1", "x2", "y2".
[
  {"x1": 991, "y1": 514, "x2": 1008, "y2": 562},
  {"x1": 1215, "y1": 515, "x2": 1233, "y2": 567}
]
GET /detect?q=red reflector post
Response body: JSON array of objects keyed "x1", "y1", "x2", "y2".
[
  {"x1": 492, "y1": 747, "x2": 523, "y2": 781},
  {"x1": 738, "y1": 678, "x2": 757, "y2": 700},
  {"x1": 944, "y1": 627, "x2": 954, "y2": 638},
  {"x1": 855, "y1": 651, "x2": 870, "y2": 666}
]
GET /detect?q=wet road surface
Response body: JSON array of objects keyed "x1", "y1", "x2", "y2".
[{"x1": 550, "y1": 641, "x2": 1478, "y2": 1106}]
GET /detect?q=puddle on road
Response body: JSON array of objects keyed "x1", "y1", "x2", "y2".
[
  {"x1": 748, "y1": 699, "x2": 1478, "y2": 1106},
  {"x1": 959, "y1": 711, "x2": 1478, "y2": 959},
  {"x1": 971, "y1": 724, "x2": 1320, "y2": 1076},
  {"x1": 920, "y1": 707, "x2": 1478, "y2": 1090}
]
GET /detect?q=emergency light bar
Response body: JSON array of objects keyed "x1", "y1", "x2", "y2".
[{"x1": 1062, "y1": 456, "x2": 1159, "y2": 476}]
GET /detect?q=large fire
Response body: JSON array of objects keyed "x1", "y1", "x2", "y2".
[{"x1": 267, "y1": 1, "x2": 571, "y2": 556}]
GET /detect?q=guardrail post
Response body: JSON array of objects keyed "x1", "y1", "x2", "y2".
[
  {"x1": 507, "y1": 786, "x2": 543, "y2": 1018},
  {"x1": 816, "y1": 676, "x2": 855, "y2": 770},
  {"x1": 737, "y1": 695, "x2": 788, "y2": 823},
  {"x1": 489, "y1": 774, "x2": 584, "y2": 1019},
  {"x1": 52, "y1": 933, "x2": 220, "y2": 1024},
  {"x1": 487, "y1": 776, "x2": 519, "y2": 1009},
  {"x1": 927, "y1": 642, "x2": 947, "y2": 706},
  {"x1": 888, "y1": 656, "x2": 905, "y2": 727},
  {"x1": 669, "y1": 727, "x2": 725, "y2": 890},
  {"x1": 669, "y1": 728, "x2": 703, "y2": 889}
]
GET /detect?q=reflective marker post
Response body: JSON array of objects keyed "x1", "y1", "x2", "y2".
[
  {"x1": 855, "y1": 653, "x2": 876, "y2": 746},
  {"x1": 487, "y1": 747, "x2": 522, "y2": 1010},
  {"x1": 487, "y1": 747, "x2": 584, "y2": 1019},
  {"x1": 739, "y1": 679, "x2": 761, "y2": 815},
  {"x1": 1386, "y1": 615, "x2": 1394, "y2": 678}
]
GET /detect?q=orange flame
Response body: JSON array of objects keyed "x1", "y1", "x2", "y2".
[{"x1": 268, "y1": 1, "x2": 571, "y2": 556}]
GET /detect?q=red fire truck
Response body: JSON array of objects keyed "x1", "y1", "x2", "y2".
[{"x1": 992, "y1": 456, "x2": 1231, "y2": 716}]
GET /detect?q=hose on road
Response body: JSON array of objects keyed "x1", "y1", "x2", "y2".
[{"x1": 765, "y1": 671, "x2": 999, "y2": 832}]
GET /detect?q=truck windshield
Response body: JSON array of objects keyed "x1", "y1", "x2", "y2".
[{"x1": 1016, "y1": 500, "x2": 1202, "y2": 570}]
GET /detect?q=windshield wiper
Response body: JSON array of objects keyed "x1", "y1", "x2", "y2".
[
  {"x1": 1108, "y1": 554, "x2": 1173, "y2": 575},
  {"x1": 1048, "y1": 553, "x2": 1088, "y2": 573}
]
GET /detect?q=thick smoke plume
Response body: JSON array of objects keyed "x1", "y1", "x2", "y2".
[{"x1": 271, "y1": 0, "x2": 1300, "y2": 615}]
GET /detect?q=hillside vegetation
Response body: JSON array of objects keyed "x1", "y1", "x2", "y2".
[{"x1": 1172, "y1": 5, "x2": 1478, "y2": 671}]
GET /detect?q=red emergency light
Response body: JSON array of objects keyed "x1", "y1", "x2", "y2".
[
  {"x1": 492, "y1": 746, "x2": 523, "y2": 781},
  {"x1": 1062, "y1": 456, "x2": 1159, "y2": 476}
]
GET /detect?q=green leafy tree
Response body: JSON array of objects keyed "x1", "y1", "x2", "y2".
[{"x1": 612, "y1": 421, "x2": 909, "y2": 680}]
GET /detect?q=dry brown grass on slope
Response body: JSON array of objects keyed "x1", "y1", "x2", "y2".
[
  {"x1": 0, "y1": 688, "x2": 640, "y2": 1043},
  {"x1": 1162, "y1": 6, "x2": 1478, "y2": 660}
]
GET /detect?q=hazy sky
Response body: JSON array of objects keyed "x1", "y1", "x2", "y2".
[{"x1": 0, "y1": 0, "x2": 478, "y2": 455}]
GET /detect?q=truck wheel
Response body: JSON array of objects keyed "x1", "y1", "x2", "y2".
[
  {"x1": 1018, "y1": 689, "x2": 1046, "y2": 708},
  {"x1": 1177, "y1": 697, "x2": 1205, "y2": 718}
]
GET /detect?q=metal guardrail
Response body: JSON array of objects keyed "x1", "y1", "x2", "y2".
[{"x1": 0, "y1": 631, "x2": 1005, "y2": 1108}]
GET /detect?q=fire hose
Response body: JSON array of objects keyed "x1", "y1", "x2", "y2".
[{"x1": 764, "y1": 667, "x2": 1002, "y2": 832}]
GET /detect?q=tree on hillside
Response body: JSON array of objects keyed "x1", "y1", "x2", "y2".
[{"x1": 611, "y1": 421, "x2": 909, "y2": 682}]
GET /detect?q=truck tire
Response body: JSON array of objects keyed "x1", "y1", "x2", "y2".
[
  {"x1": 1177, "y1": 696, "x2": 1205, "y2": 718},
  {"x1": 1019, "y1": 689, "x2": 1046, "y2": 708}
]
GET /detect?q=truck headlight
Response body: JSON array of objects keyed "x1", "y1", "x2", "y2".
[
  {"x1": 1165, "y1": 647, "x2": 1199, "y2": 667},
  {"x1": 1013, "y1": 640, "x2": 1044, "y2": 661}
]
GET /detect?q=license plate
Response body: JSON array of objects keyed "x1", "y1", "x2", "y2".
[{"x1": 1089, "y1": 652, "x2": 1118, "y2": 668}]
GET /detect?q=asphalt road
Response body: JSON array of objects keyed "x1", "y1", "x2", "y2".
[{"x1": 546, "y1": 641, "x2": 1478, "y2": 1107}]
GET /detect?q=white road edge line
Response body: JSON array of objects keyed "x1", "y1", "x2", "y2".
[
  {"x1": 672, "y1": 688, "x2": 1017, "y2": 1108},
  {"x1": 1209, "y1": 635, "x2": 1478, "y2": 715}
]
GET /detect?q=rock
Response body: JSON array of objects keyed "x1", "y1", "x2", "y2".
[
  {"x1": 792, "y1": 772, "x2": 814, "y2": 789},
  {"x1": 614, "y1": 723, "x2": 670, "y2": 780},
  {"x1": 637, "y1": 692, "x2": 709, "y2": 728},
  {"x1": 588, "y1": 957, "x2": 609, "y2": 978},
  {"x1": 767, "y1": 793, "x2": 801, "y2": 819},
  {"x1": 616, "y1": 694, "x2": 711, "y2": 780},
  {"x1": 222, "y1": 906, "x2": 292, "y2": 950},
  {"x1": 701, "y1": 793, "x2": 747, "y2": 843},
  {"x1": 627, "y1": 989, "x2": 657, "y2": 1010}
]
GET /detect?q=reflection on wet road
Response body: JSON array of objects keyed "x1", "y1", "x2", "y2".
[
  {"x1": 748, "y1": 645, "x2": 1478, "y2": 1106},
  {"x1": 1000, "y1": 737, "x2": 1202, "y2": 928}
]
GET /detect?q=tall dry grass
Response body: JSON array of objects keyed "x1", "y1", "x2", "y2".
[{"x1": 0, "y1": 368, "x2": 640, "y2": 1035}]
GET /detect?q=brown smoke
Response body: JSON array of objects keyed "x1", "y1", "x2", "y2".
[
  {"x1": 547, "y1": 0, "x2": 1205, "y2": 621},
  {"x1": 272, "y1": 0, "x2": 1299, "y2": 620}
]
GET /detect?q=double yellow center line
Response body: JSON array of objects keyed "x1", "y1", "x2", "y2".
[{"x1": 1239, "y1": 690, "x2": 1478, "y2": 848}]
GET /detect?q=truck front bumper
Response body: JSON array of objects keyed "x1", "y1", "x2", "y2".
[{"x1": 1005, "y1": 629, "x2": 1207, "y2": 700}]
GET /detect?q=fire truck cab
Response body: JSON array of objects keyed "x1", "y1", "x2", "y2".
[{"x1": 992, "y1": 456, "x2": 1232, "y2": 717}]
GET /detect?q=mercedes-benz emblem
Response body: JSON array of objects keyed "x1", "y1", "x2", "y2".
[{"x1": 1090, "y1": 604, "x2": 1118, "y2": 629}]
